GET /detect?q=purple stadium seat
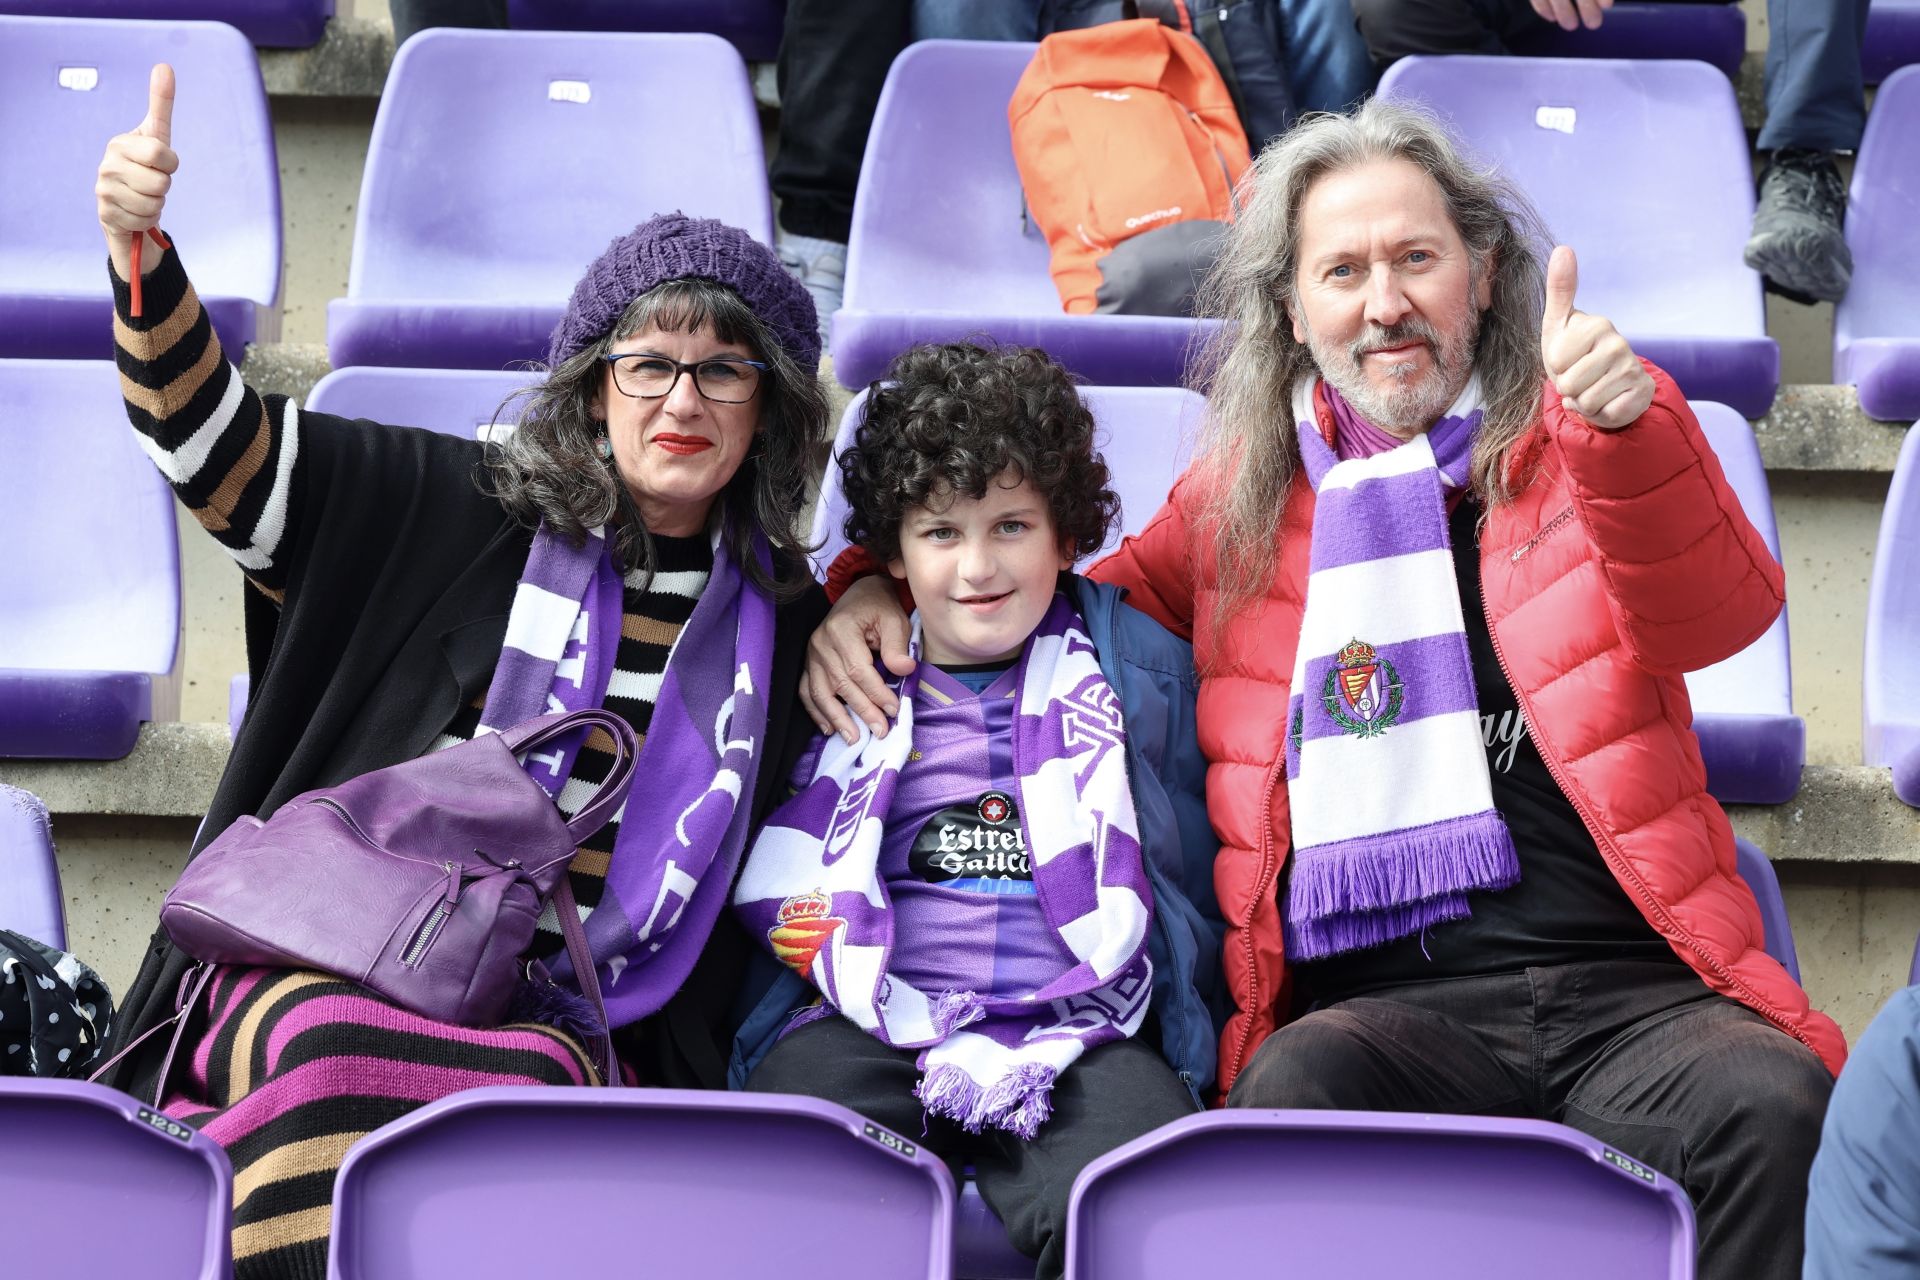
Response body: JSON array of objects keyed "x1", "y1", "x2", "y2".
[
  {"x1": 1734, "y1": 836, "x2": 1800, "y2": 981},
  {"x1": 327, "y1": 30, "x2": 771, "y2": 373},
  {"x1": 506, "y1": 0, "x2": 784, "y2": 61},
  {"x1": 1834, "y1": 67, "x2": 1920, "y2": 422},
  {"x1": 0, "y1": 1, "x2": 330, "y2": 47},
  {"x1": 0, "y1": 1078, "x2": 233, "y2": 1277},
  {"x1": 1864, "y1": 0, "x2": 1920, "y2": 83},
  {"x1": 954, "y1": 1180, "x2": 1033, "y2": 1280},
  {"x1": 1380, "y1": 57, "x2": 1777, "y2": 418},
  {"x1": 809, "y1": 385, "x2": 1203, "y2": 579},
  {"x1": 1683, "y1": 401, "x2": 1805, "y2": 803},
  {"x1": 832, "y1": 41, "x2": 1216, "y2": 391},
  {"x1": 329, "y1": 1086, "x2": 954, "y2": 1279},
  {"x1": 0, "y1": 786, "x2": 64, "y2": 949},
  {"x1": 0, "y1": 15, "x2": 281, "y2": 360},
  {"x1": 1065, "y1": 1110, "x2": 1695, "y2": 1279},
  {"x1": 1509, "y1": 3, "x2": 1746, "y2": 78},
  {"x1": 227, "y1": 672, "x2": 248, "y2": 740},
  {"x1": 1865, "y1": 420, "x2": 1920, "y2": 806},
  {"x1": 305, "y1": 367, "x2": 533, "y2": 440},
  {"x1": 0, "y1": 359, "x2": 180, "y2": 760}
]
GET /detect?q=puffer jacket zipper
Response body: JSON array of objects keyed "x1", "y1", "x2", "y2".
[{"x1": 1480, "y1": 558, "x2": 1817, "y2": 1059}]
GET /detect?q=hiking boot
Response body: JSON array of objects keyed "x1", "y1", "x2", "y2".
[
  {"x1": 775, "y1": 229, "x2": 846, "y2": 351},
  {"x1": 1743, "y1": 149, "x2": 1852, "y2": 305}
]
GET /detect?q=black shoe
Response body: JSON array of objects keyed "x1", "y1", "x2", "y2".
[{"x1": 1744, "y1": 149, "x2": 1852, "y2": 305}]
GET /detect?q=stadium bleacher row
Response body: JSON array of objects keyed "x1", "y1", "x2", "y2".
[{"x1": 2, "y1": 4, "x2": 1918, "y2": 1277}]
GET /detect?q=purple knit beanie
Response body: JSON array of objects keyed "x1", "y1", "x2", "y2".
[{"x1": 547, "y1": 212, "x2": 821, "y2": 377}]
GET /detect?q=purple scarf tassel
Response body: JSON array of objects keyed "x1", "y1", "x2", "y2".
[
  {"x1": 915, "y1": 1060, "x2": 1059, "y2": 1140},
  {"x1": 1284, "y1": 811, "x2": 1519, "y2": 960}
]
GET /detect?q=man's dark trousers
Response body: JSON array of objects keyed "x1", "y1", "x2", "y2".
[{"x1": 1228, "y1": 959, "x2": 1832, "y2": 1280}]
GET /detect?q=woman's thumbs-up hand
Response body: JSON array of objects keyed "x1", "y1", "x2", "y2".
[{"x1": 97, "y1": 63, "x2": 178, "y2": 282}]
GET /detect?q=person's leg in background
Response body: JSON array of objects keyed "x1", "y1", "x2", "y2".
[
  {"x1": 1273, "y1": 0, "x2": 1378, "y2": 115},
  {"x1": 770, "y1": 0, "x2": 912, "y2": 350},
  {"x1": 1743, "y1": 0, "x2": 1871, "y2": 303},
  {"x1": 388, "y1": 0, "x2": 507, "y2": 47},
  {"x1": 972, "y1": 1037, "x2": 1198, "y2": 1280},
  {"x1": 1347, "y1": 0, "x2": 1536, "y2": 68},
  {"x1": 910, "y1": 1, "x2": 1047, "y2": 42}
]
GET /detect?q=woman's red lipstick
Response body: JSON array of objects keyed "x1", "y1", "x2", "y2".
[{"x1": 653, "y1": 433, "x2": 713, "y2": 456}]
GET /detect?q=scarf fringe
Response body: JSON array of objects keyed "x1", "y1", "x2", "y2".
[
  {"x1": 931, "y1": 989, "x2": 987, "y2": 1038},
  {"x1": 1286, "y1": 893, "x2": 1475, "y2": 961},
  {"x1": 916, "y1": 1060, "x2": 1058, "y2": 1140},
  {"x1": 1286, "y1": 815, "x2": 1519, "y2": 961},
  {"x1": 1288, "y1": 815, "x2": 1518, "y2": 916}
]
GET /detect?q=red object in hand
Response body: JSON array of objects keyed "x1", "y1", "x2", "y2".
[{"x1": 127, "y1": 226, "x2": 172, "y2": 319}]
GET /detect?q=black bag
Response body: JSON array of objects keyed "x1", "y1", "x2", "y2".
[{"x1": 0, "y1": 930, "x2": 114, "y2": 1078}]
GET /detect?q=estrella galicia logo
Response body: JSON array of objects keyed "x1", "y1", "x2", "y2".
[
  {"x1": 909, "y1": 792, "x2": 1033, "y2": 889},
  {"x1": 1602, "y1": 1149, "x2": 1657, "y2": 1183}
]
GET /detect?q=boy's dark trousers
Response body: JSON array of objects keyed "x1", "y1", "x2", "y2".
[{"x1": 747, "y1": 1013, "x2": 1197, "y2": 1280}]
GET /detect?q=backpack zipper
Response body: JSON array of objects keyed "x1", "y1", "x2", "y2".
[{"x1": 400, "y1": 861, "x2": 467, "y2": 968}]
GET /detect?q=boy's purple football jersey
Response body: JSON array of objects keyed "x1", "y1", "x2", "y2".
[{"x1": 878, "y1": 663, "x2": 1081, "y2": 1002}]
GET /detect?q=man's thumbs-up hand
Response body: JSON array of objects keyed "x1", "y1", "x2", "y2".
[
  {"x1": 1540, "y1": 245, "x2": 1654, "y2": 431},
  {"x1": 97, "y1": 64, "x2": 179, "y2": 281}
]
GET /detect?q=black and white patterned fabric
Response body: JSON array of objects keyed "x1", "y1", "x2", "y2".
[{"x1": 0, "y1": 930, "x2": 113, "y2": 1077}]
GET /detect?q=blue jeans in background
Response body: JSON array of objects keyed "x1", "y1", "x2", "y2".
[{"x1": 910, "y1": 0, "x2": 1377, "y2": 117}]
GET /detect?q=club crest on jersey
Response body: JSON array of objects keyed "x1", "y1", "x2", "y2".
[
  {"x1": 767, "y1": 890, "x2": 843, "y2": 978},
  {"x1": 1321, "y1": 638, "x2": 1404, "y2": 738}
]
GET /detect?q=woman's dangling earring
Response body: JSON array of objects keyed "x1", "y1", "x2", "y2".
[{"x1": 595, "y1": 434, "x2": 614, "y2": 461}]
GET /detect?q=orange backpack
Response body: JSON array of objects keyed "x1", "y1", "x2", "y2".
[{"x1": 1008, "y1": 18, "x2": 1253, "y2": 315}]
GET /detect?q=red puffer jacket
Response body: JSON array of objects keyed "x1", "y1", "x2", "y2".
[{"x1": 1089, "y1": 365, "x2": 1847, "y2": 1093}]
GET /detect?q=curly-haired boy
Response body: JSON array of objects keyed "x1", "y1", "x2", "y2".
[{"x1": 732, "y1": 342, "x2": 1224, "y2": 1279}]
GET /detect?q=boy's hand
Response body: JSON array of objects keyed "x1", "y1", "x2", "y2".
[{"x1": 801, "y1": 575, "x2": 914, "y2": 745}]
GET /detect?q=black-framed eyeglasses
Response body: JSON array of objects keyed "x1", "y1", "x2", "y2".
[{"x1": 602, "y1": 353, "x2": 770, "y2": 404}]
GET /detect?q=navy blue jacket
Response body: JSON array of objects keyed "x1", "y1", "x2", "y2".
[
  {"x1": 1805, "y1": 985, "x2": 1920, "y2": 1275},
  {"x1": 729, "y1": 575, "x2": 1228, "y2": 1099}
]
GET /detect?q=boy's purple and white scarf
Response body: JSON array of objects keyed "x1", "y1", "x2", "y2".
[
  {"x1": 734, "y1": 594, "x2": 1154, "y2": 1139},
  {"x1": 477, "y1": 519, "x2": 775, "y2": 1028},
  {"x1": 1283, "y1": 376, "x2": 1520, "y2": 961}
]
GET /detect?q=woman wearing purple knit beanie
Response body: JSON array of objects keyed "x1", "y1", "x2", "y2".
[{"x1": 103, "y1": 90, "x2": 836, "y2": 1280}]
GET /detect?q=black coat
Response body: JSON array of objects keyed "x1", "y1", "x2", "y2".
[{"x1": 99, "y1": 412, "x2": 826, "y2": 1100}]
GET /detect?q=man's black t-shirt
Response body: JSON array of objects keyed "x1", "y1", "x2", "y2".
[{"x1": 1295, "y1": 499, "x2": 1681, "y2": 1006}]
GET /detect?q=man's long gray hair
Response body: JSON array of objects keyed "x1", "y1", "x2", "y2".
[{"x1": 1189, "y1": 98, "x2": 1551, "y2": 631}]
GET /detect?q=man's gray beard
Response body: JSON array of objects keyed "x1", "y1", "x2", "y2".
[{"x1": 1308, "y1": 319, "x2": 1478, "y2": 436}]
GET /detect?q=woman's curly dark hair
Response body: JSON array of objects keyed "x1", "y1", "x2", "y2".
[{"x1": 840, "y1": 342, "x2": 1120, "y2": 564}]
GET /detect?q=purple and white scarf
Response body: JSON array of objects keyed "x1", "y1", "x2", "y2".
[
  {"x1": 1283, "y1": 376, "x2": 1520, "y2": 961},
  {"x1": 734, "y1": 595, "x2": 1154, "y2": 1139},
  {"x1": 478, "y1": 519, "x2": 775, "y2": 1028}
]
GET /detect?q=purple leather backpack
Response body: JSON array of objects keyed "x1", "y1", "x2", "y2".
[{"x1": 159, "y1": 709, "x2": 636, "y2": 1082}]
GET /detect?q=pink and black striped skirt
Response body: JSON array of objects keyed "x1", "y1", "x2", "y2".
[{"x1": 162, "y1": 965, "x2": 601, "y2": 1280}]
